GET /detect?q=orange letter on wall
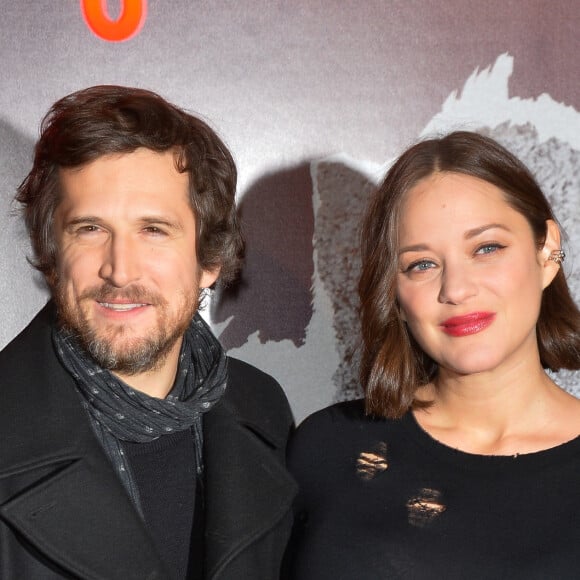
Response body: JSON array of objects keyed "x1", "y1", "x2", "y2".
[{"x1": 81, "y1": 0, "x2": 147, "y2": 42}]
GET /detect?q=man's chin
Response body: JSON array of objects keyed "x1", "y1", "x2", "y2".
[
  {"x1": 56, "y1": 300, "x2": 195, "y2": 376},
  {"x1": 82, "y1": 333, "x2": 174, "y2": 376}
]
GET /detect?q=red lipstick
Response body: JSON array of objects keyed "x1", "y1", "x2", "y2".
[{"x1": 441, "y1": 312, "x2": 496, "y2": 337}]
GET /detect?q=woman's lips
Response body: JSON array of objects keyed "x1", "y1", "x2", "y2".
[{"x1": 441, "y1": 312, "x2": 496, "y2": 337}]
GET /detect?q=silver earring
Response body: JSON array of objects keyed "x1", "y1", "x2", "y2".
[{"x1": 548, "y1": 249, "x2": 566, "y2": 265}]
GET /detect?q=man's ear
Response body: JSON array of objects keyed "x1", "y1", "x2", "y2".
[
  {"x1": 540, "y1": 219, "x2": 562, "y2": 290},
  {"x1": 199, "y1": 266, "x2": 221, "y2": 289}
]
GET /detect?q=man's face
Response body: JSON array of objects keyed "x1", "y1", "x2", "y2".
[{"x1": 53, "y1": 148, "x2": 219, "y2": 378}]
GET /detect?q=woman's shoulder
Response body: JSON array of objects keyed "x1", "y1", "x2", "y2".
[
  {"x1": 297, "y1": 398, "x2": 367, "y2": 428},
  {"x1": 289, "y1": 399, "x2": 402, "y2": 468},
  {"x1": 295, "y1": 398, "x2": 391, "y2": 439}
]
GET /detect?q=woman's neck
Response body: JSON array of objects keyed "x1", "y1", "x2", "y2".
[{"x1": 414, "y1": 361, "x2": 580, "y2": 455}]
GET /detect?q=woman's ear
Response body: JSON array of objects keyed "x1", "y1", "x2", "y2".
[{"x1": 540, "y1": 219, "x2": 563, "y2": 290}]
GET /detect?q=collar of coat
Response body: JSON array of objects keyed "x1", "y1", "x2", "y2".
[{"x1": 0, "y1": 302, "x2": 297, "y2": 580}]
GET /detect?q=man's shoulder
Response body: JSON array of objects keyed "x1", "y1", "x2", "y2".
[
  {"x1": 0, "y1": 301, "x2": 80, "y2": 423},
  {"x1": 225, "y1": 356, "x2": 290, "y2": 410},
  {"x1": 0, "y1": 303, "x2": 95, "y2": 470},
  {"x1": 0, "y1": 302, "x2": 56, "y2": 371},
  {"x1": 223, "y1": 356, "x2": 293, "y2": 444},
  {"x1": 226, "y1": 356, "x2": 282, "y2": 389}
]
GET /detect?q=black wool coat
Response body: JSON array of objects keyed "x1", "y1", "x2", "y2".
[{"x1": 0, "y1": 304, "x2": 297, "y2": 580}]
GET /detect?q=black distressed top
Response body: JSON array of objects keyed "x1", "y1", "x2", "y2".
[{"x1": 286, "y1": 400, "x2": 580, "y2": 579}]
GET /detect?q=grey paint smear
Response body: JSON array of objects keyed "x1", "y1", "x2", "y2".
[
  {"x1": 487, "y1": 123, "x2": 580, "y2": 397},
  {"x1": 314, "y1": 161, "x2": 373, "y2": 402}
]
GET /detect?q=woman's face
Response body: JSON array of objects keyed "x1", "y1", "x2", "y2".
[{"x1": 395, "y1": 172, "x2": 558, "y2": 379}]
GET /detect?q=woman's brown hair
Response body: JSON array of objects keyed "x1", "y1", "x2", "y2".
[{"x1": 359, "y1": 131, "x2": 580, "y2": 419}]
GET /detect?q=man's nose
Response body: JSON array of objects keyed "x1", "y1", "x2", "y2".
[{"x1": 98, "y1": 234, "x2": 140, "y2": 288}]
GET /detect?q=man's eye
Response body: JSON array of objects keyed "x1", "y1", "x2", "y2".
[
  {"x1": 76, "y1": 225, "x2": 101, "y2": 234},
  {"x1": 143, "y1": 226, "x2": 167, "y2": 235}
]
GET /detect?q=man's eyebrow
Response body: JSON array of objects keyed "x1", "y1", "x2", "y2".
[
  {"x1": 139, "y1": 216, "x2": 183, "y2": 229},
  {"x1": 398, "y1": 223, "x2": 512, "y2": 256},
  {"x1": 63, "y1": 215, "x2": 183, "y2": 229},
  {"x1": 63, "y1": 216, "x2": 102, "y2": 229}
]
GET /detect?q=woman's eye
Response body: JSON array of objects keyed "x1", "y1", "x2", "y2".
[
  {"x1": 475, "y1": 243, "x2": 505, "y2": 255},
  {"x1": 405, "y1": 260, "x2": 436, "y2": 273}
]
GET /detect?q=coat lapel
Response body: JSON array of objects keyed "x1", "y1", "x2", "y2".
[
  {"x1": 0, "y1": 304, "x2": 170, "y2": 579},
  {"x1": 203, "y1": 400, "x2": 297, "y2": 579},
  {"x1": 0, "y1": 454, "x2": 168, "y2": 580}
]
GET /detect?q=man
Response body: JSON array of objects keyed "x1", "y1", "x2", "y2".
[{"x1": 0, "y1": 86, "x2": 297, "y2": 580}]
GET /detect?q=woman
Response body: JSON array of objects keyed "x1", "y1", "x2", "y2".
[{"x1": 286, "y1": 132, "x2": 580, "y2": 579}]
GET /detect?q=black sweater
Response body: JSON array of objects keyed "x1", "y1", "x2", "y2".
[
  {"x1": 124, "y1": 428, "x2": 199, "y2": 580},
  {"x1": 286, "y1": 400, "x2": 580, "y2": 579}
]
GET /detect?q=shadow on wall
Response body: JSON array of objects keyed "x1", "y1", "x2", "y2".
[
  {"x1": 0, "y1": 119, "x2": 50, "y2": 348},
  {"x1": 212, "y1": 162, "x2": 315, "y2": 350},
  {"x1": 0, "y1": 119, "x2": 34, "y2": 230},
  {"x1": 0, "y1": 118, "x2": 45, "y2": 290}
]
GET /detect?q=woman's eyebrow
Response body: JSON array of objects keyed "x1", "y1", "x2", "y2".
[
  {"x1": 398, "y1": 243, "x2": 430, "y2": 256},
  {"x1": 464, "y1": 223, "x2": 511, "y2": 239},
  {"x1": 398, "y1": 223, "x2": 512, "y2": 255}
]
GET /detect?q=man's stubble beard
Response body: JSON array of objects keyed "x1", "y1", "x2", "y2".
[{"x1": 55, "y1": 282, "x2": 199, "y2": 376}]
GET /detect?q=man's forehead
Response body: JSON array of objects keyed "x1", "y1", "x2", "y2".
[
  {"x1": 55, "y1": 150, "x2": 193, "y2": 218},
  {"x1": 57, "y1": 147, "x2": 184, "y2": 173}
]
